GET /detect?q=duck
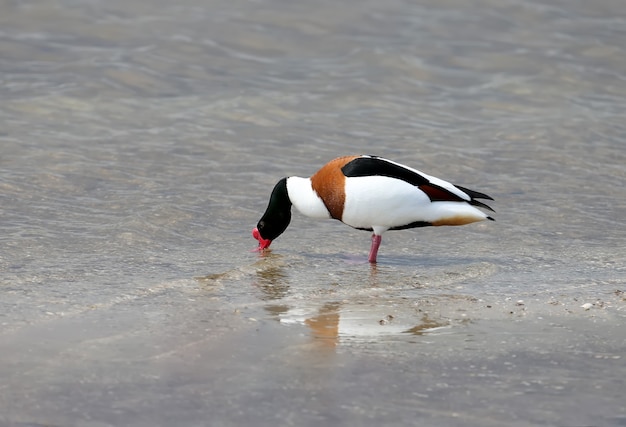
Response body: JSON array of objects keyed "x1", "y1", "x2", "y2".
[{"x1": 252, "y1": 155, "x2": 494, "y2": 263}]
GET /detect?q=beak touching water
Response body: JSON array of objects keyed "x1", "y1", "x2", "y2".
[{"x1": 252, "y1": 227, "x2": 272, "y2": 251}]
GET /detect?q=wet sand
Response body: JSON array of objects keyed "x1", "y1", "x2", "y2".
[{"x1": 2, "y1": 257, "x2": 624, "y2": 426}]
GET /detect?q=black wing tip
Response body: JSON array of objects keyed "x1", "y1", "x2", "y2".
[
  {"x1": 469, "y1": 199, "x2": 496, "y2": 213},
  {"x1": 487, "y1": 216, "x2": 495, "y2": 221},
  {"x1": 454, "y1": 184, "x2": 494, "y2": 201}
]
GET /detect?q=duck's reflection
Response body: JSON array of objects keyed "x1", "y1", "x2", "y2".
[
  {"x1": 254, "y1": 261, "x2": 289, "y2": 300},
  {"x1": 267, "y1": 300, "x2": 450, "y2": 349},
  {"x1": 253, "y1": 258, "x2": 452, "y2": 349},
  {"x1": 304, "y1": 302, "x2": 341, "y2": 348},
  {"x1": 403, "y1": 313, "x2": 448, "y2": 335}
]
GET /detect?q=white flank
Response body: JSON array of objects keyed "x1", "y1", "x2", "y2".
[{"x1": 342, "y1": 176, "x2": 487, "y2": 233}]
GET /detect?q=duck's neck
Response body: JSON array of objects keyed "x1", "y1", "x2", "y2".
[{"x1": 263, "y1": 177, "x2": 292, "y2": 218}]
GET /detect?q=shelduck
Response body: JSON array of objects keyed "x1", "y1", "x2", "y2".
[{"x1": 252, "y1": 155, "x2": 495, "y2": 263}]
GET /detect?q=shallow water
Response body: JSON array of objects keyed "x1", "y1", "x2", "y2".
[{"x1": 1, "y1": 0, "x2": 625, "y2": 426}]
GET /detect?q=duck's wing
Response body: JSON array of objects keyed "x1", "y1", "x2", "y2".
[{"x1": 341, "y1": 155, "x2": 495, "y2": 212}]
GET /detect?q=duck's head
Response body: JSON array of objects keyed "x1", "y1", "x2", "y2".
[{"x1": 252, "y1": 177, "x2": 292, "y2": 251}]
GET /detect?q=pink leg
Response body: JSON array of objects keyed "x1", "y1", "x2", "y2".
[{"x1": 368, "y1": 234, "x2": 382, "y2": 263}]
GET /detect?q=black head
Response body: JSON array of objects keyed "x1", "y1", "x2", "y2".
[{"x1": 255, "y1": 177, "x2": 292, "y2": 243}]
